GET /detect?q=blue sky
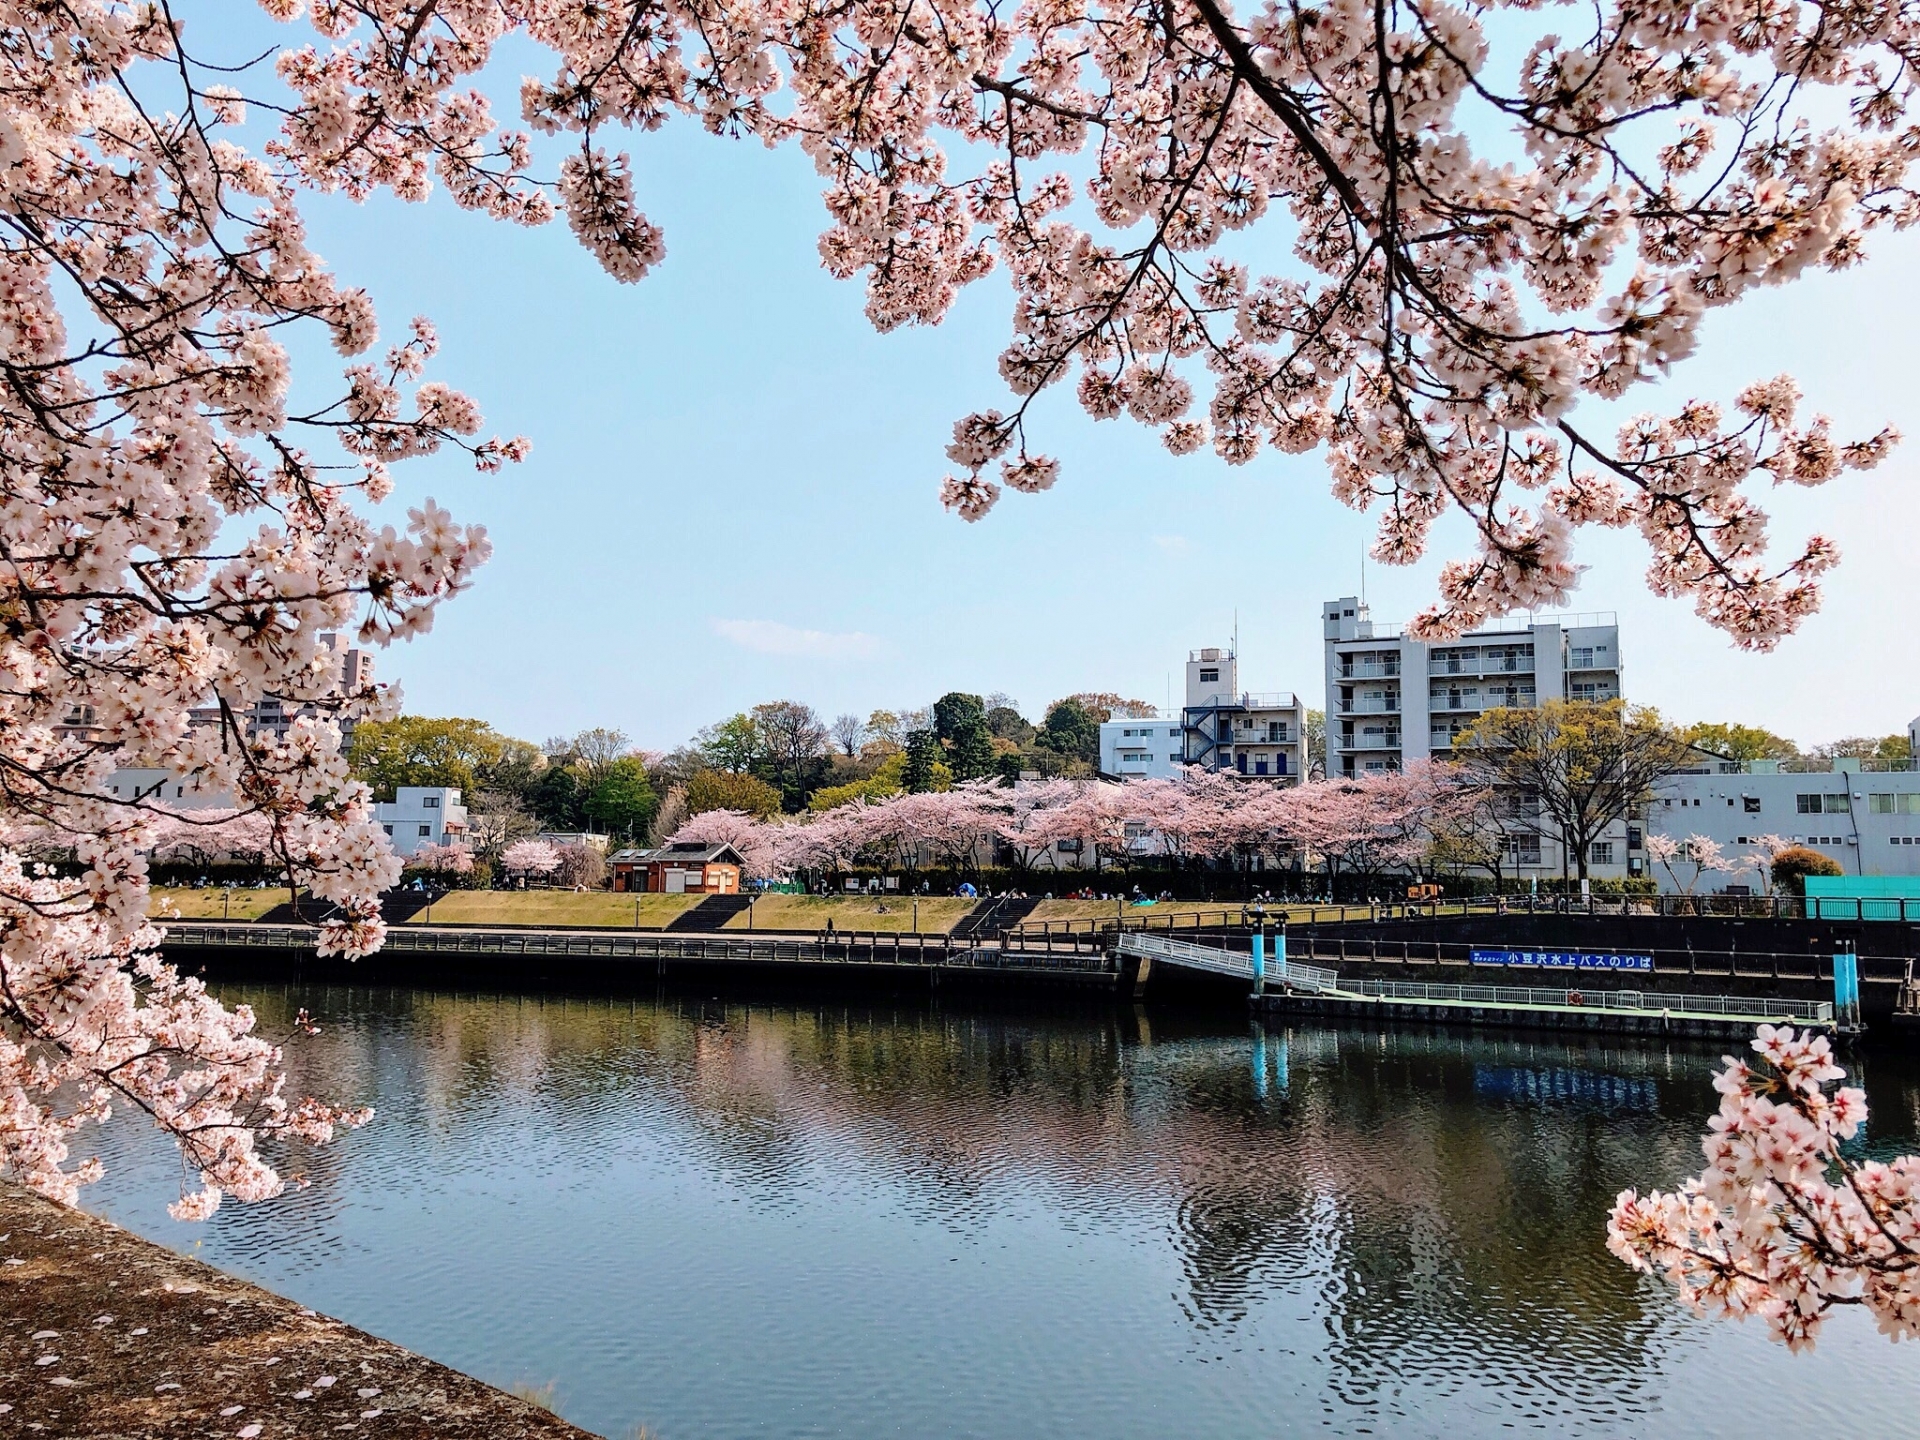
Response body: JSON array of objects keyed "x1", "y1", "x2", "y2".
[{"x1": 230, "y1": 26, "x2": 1920, "y2": 752}]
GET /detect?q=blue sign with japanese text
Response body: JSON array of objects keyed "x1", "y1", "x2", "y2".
[{"x1": 1471, "y1": 948, "x2": 1652, "y2": 973}]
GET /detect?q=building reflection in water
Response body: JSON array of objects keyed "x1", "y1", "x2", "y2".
[{"x1": 80, "y1": 985, "x2": 1920, "y2": 1440}]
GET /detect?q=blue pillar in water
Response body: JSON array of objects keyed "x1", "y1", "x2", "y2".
[
  {"x1": 1251, "y1": 930, "x2": 1266, "y2": 995},
  {"x1": 1833, "y1": 950, "x2": 1860, "y2": 1029},
  {"x1": 1252, "y1": 1030, "x2": 1269, "y2": 1101}
]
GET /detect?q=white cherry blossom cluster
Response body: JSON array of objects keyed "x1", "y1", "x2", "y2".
[
  {"x1": 0, "y1": 2, "x2": 513, "y2": 1211},
  {"x1": 1610, "y1": 1026, "x2": 1920, "y2": 1350},
  {"x1": 253, "y1": 0, "x2": 1905, "y2": 646}
]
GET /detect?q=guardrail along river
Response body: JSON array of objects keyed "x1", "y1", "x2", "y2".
[{"x1": 79, "y1": 985, "x2": 1920, "y2": 1439}]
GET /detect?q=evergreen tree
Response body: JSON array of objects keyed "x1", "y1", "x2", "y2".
[{"x1": 903, "y1": 729, "x2": 943, "y2": 792}]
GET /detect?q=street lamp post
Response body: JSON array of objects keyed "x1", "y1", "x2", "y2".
[{"x1": 1247, "y1": 903, "x2": 1267, "y2": 997}]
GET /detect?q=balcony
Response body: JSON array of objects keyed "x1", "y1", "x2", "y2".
[
  {"x1": 1429, "y1": 693, "x2": 1483, "y2": 713},
  {"x1": 1343, "y1": 732, "x2": 1403, "y2": 750},
  {"x1": 1341, "y1": 696, "x2": 1400, "y2": 714},
  {"x1": 1430, "y1": 656, "x2": 1533, "y2": 676},
  {"x1": 1339, "y1": 659, "x2": 1401, "y2": 679}
]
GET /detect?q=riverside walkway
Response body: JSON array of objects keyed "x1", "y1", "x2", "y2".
[
  {"x1": 163, "y1": 919, "x2": 1851, "y2": 1034},
  {"x1": 162, "y1": 920, "x2": 1116, "y2": 982}
]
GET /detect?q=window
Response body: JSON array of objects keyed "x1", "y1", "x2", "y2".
[
  {"x1": 1590, "y1": 841, "x2": 1614, "y2": 865},
  {"x1": 1744, "y1": 796, "x2": 1762, "y2": 813},
  {"x1": 422, "y1": 795, "x2": 440, "y2": 808},
  {"x1": 1199, "y1": 668, "x2": 1219, "y2": 683},
  {"x1": 1797, "y1": 794, "x2": 1821, "y2": 813},
  {"x1": 1505, "y1": 836, "x2": 1542, "y2": 865},
  {"x1": 1169, "y1": 754, "x2": 1181, "y2": 763},
  {"x1": 382, "y1": 824, "x2": 393, "y2": 836},
  {"x1": 1571, "y1": 646, "x2": 1594, "y2": 668},
  {"x1": 417, "y1": 824, "x2": 432, "y2": 837},
  {"x1": 1056, "y1": 838, "x2": 1082, "y2": 853},
  {"x1": 1870, "y1": 794, "x2": 1920, "y2": 814}
]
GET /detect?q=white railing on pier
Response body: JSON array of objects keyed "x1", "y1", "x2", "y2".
[
  {"x1": 1344, "y1": 979, "x2": 1832, "y2": 1024},
  {"x1": 1114, "y1": 931, "x2": 1341, "y2": 993}
]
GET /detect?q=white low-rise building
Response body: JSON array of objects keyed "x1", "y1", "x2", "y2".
[
  {"x1": 374, "y1": 786, "x2": 469, "y2": 857},
  {"x1": 1648, "y1": 761, "x2": 1920, "y2": 891},
  {"x1": 1099, "y1": 716, "x2": 1188, "y2": 779}
]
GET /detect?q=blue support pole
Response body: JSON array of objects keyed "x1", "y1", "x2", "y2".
[
  {"x1": 1833, "y1": 949, "x2": 1861, "y2": 1030},
  {"x1": 1251, "y1": 930, "x2": 1266, "y2": 996},
  {"x1": 1252, "y1": 1030, "x2": 1269, "y2": 1101}
]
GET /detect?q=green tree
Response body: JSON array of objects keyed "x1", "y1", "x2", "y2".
[
  {"x1": 528, "y1": 764, "x2": 587, "y2": 831},
  {"x1": 1771, "y1": 845, "x2": 1846, "y2": 895},
  {"x1": 584, "y1": 757, "x2": 659, "y2": 841},
  {"x1": 985, "y1": 705, "x2": 1034, "y2": 744},
  {"x1": 697, "y1": 713, "x2": 764, "y2": 773},
  {"x1": 1685, "y1": 721, "x2": 1801, "y2": 761},
  {"x1": 1304, "y1": 708, "x2": 1326, "y2": 778},
  {"x1": 1814, "y1": 734, "x2": 1913, "y2": 763},
  {"x1": 348, "y1": 716, "x2": 506, "y2": 801},
  {"x1": 903, "y1": 729, "x2": 943, "y2": 792},
  {"x1": 933, "y1": 692, "x2": 986, "y2": 741},
  {"x1": 933, "y1": 691, "x2": 995, "y2": 780},
  {"x1": 1455, "y1": 700, "x2": 1694, "y2": 882},
  {"x1": 686, "y1": 769, "x2": 783, "y2": 819},
  {"x1": 479, "y1": 736, "x2": 547, "y2": 800},
  {"x1": 1035, "y1": 698, "x2": 1101, "y2": 764},
  {"x1": 808, "y1": 752, "x2": 908, "y2": 811}
]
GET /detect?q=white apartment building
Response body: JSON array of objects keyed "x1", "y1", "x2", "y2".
[
  {"x1": 1321, "y1": 597, "x2": 1632, "y2": 879},
  {"x1": 1097, "y1": 648, "x2": 1308, "y2": 783},
  {"x1": 1181, "y1": 647, "x2": 1307, "y2": 781},
  {"x1": 1099, "y1": 716, "x2": 1188, "y2": 779},
  {"x1": 374, "y1": 786, "x2": 469, "y2": 857},
  {"x1": 1649, "y1": 760, "x2": 1920, "y2": 890}
]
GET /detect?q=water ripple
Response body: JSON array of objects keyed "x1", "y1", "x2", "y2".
[{"x1": 77, "y1": 986, "x2": 1920, "y2": 1440}]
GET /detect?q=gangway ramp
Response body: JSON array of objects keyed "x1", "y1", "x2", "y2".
[{"x1": 1113, "y1": 931, "x2": 1341, "y2": 993}]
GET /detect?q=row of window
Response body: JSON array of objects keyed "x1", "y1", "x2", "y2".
[
  {"x1": 1797, "y1": 793, "x2": 1853, "y2": 813},
  {"x1": 1869, "y1": 794, "x2": 1920, "y2": 814},
  {"x1": 1116, "y1": 727, "x2": 1180, "y2": 738}
]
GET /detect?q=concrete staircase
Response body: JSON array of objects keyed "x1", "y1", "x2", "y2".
[
  {"x1": 667, "y1": 893, "x2": 755, "y2": 931},
  {"x1": 952, "y1": 896, "x2": 1042, "y2": 939}
]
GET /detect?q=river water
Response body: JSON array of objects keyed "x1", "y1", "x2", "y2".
[{"x1": 79, "y1": 984, "x2": 1920, "y2": 1438}]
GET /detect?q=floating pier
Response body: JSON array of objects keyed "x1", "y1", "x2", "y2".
[{"x1": 1111, "y1": 930, "x2": 1838, "y2": 1037}]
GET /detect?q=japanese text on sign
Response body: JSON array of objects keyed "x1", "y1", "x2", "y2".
[{"x1": 1470, "y1": 949, "x2": 1653, "y2": 973}]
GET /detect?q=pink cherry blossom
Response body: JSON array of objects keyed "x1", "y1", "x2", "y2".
[{"x1": 1609, "y1": 1027, "x2": 1920, "y2": 1351}]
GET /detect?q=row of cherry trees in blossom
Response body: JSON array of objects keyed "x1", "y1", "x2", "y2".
[{"x1": 672, "y1": 765, "x2": 1474, "y2": 887}]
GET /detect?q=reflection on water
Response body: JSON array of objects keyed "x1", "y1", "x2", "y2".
[{"x1": 81, "y1": 988, "x2": 1920, "y2": 1439}]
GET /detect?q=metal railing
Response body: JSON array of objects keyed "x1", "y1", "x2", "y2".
[
  {"x1": 1113, "y1": 930, "x2": 1342, "y2": 992},
  {"x1": 1342, "y1": 979, "x2": 1832, "y2": 1024},
  {"x1": 161, "y1": 922, "x2": 1116, "y2": 976}
]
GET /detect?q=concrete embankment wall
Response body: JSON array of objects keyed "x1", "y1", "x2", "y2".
[{"x1": 0, "y1": 1181, "x2": 600, "y2": 1438}]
